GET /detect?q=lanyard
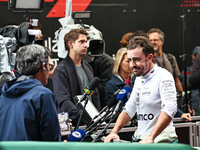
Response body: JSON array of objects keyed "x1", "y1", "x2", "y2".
[
  {"x1": 120, "y1": 75, "x2": 134, "y2": 88},
  {"x1": 154, "y1": 55, "x2": 165, "y2": 68}
]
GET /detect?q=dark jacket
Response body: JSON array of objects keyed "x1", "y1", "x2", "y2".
[
  {"x1": 0, "y1": 77, "x2": 60, "y2": 141},
  {"x1": 89, "y1": 53, "x2": 114, "y2": 108},
  {"x1": 189, "y1": 53, "x2": 200, "y2": 90},
  {"x1": 174, "y1": 108, "x2": 184, "y2": 117},
  {"x1": 105, "y1": 75, "x2": 135, "y2": 102},
  {"x1": 52, "y1": 55, "x2": 101, "y2": 123}
]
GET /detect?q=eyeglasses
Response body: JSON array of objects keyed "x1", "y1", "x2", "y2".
[
  {"x1": 149, "y1": 39, "x2": 161, "y2": 42},
  {"x1": 48, "y1": 63, "x2": 55, "y2": 71}
]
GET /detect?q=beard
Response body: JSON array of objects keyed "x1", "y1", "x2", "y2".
[
  {"x1": 153, "y1": 46, "x2": 159, "y2": 52},
  {"x1": 152, "y1": 43, "x2": 159, "y2": 52},
  {"x1": 132, "y1": 59, "x2": 149, "y2": 76},
  {"x1": 132, "y1": 66, "x2": 143, "y2": 76}
]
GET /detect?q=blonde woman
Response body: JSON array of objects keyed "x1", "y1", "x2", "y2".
[{"x1": 105, "y1": 48, "x2": 135, "y2": 101}]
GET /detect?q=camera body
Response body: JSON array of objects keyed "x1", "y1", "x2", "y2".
[
  {"x1": 86, "y1": 25, "x2": 105, "y2": 57},
  {"x1": 56, "y1": 11, "x2": 105, "y2": 59}
]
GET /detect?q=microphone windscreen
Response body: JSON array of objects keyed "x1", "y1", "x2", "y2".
[
  {"x1": 116, "y1": 86, "x2": 132, "y2": 104},
  {"x1": 106, "y1": 89, "x2": 121, "y2": 108},
  {"x1": 67, "y1": 129, "x2": 86, "y2": 141},
  {"x1": 88, "y1": 77, "x2": 100, "y2": 90}
]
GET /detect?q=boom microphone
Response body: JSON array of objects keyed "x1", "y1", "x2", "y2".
[
  {"x1": 76, "y1": 77, "x2": 100, "y2": 104},
  {"x1": 67, "y1": 129, "x2": 86, "y2": 141}
]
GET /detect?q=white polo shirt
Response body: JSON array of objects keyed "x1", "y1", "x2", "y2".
[{"x1": 123, "y1": 64, "x2": 177, "y2": 137}]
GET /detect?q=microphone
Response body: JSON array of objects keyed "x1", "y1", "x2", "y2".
[
  {"x1": 110, "y1": 86, "x2": 132, "y2": 121},
  {"x1": 106, "y1": 89, "x2": 122, "y2": 108},
  {"x1": 85, "y1": 89, "x2": 121, "y2": 133},
  {"x1": 67, "y1": 129, "x2": 86, "y2": 141},
  {"x1": 91, "y1": 86, "x2": 132, "y2": 142},
  {"x1": 76, "y1": 77, "x2": 100, "y2": 104},
  {"x1": 92, "y1": 89, "x2": 121, "y2": 121}
]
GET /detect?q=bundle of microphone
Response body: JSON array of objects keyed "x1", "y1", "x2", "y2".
[{"x1": 67, "y1": 85, "x2": 132, "y2": 142}]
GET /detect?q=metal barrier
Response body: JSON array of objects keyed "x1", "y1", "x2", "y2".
[
  {"x1": 195, "y1": 121, "x2": 200, "y2": 147},
  {"x1": 173, "y1": 123, "x2": 196, "y2": 146},
  {"x1": 71, "y1": 116, "x2": 200, "y2": 146},
  {"x1": 94, "y1": 122, "x2": 197, "y2": 146}
]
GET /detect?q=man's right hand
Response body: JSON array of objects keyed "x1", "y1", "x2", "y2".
[{"x1": 104, "y1": 132, "x2": 120, "y2": 143}]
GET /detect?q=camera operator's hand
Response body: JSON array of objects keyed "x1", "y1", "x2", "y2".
[{"x1": 104, "y1": 131, "x2": 120, "y2": 143}]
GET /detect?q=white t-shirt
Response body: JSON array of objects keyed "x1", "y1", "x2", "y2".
[{"x1": 123, "y1": 64, "x2": 177, "y2": 137}]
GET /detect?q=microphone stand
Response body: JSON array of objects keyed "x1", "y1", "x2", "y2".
[
  {"x1": 80, "y1": 107, "x2": 114, "y2": 142},
  {"x1": 75, "y1": 96, "x2": 89, "y2": 130},
  {"x1": 85, "y1": 110, "x2": 113, "y2": 137},
  {"x1": 91, "y1": 124, "x2": 110, "y2": 142},
  {"x1": 85, "y1": 107, "x2": 113, "y2": 132},
  {"x1": 84, "y1": 106, "x2": 109, "y2": 129},
  {"x1": 180, "y1": 0, "x2": 188, "y2": 113},
  {"x1": 91, "y1": 109, "x2": 120, "y2": 142}
]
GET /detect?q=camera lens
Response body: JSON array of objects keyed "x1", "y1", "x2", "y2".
[{"x1": 88, "y1": 40, "x2": 104, "y2": 56}]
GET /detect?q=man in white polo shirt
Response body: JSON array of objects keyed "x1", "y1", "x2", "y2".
[{"x1": 104, "y1": 36, "x2": 177, "y2": 143}]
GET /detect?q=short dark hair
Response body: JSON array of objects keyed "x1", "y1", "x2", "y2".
[
  {"x1": 64, "y1": 29, "x2": 88, "y2": 51},
  {"x1": 16, "y1": 44, "x2": 50, "y2": 75},
  {"x1": 127, "y1": 36, "x2": 154, "y2": 56},
  {"x1": 129, "y1": 30, "x2": 149, "y2": 40}
]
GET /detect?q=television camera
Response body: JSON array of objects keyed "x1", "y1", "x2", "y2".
[
  {"x1": 0, "y1": 0, "x2": 44, "y2": 87},
  {"x1": 56, "y1": 11, "x2": 105, "y2": 59}
]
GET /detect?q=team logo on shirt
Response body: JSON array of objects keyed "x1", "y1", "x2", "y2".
[
  {"x1": 142, "y1": 91, "x2": 150, "y2": 96},
  {"x1": 150, "y1": 69, "x2": 154, "y2": 73},
  {"x1": 137, "y1": 113, "x2": 154, "y2": 121}
]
